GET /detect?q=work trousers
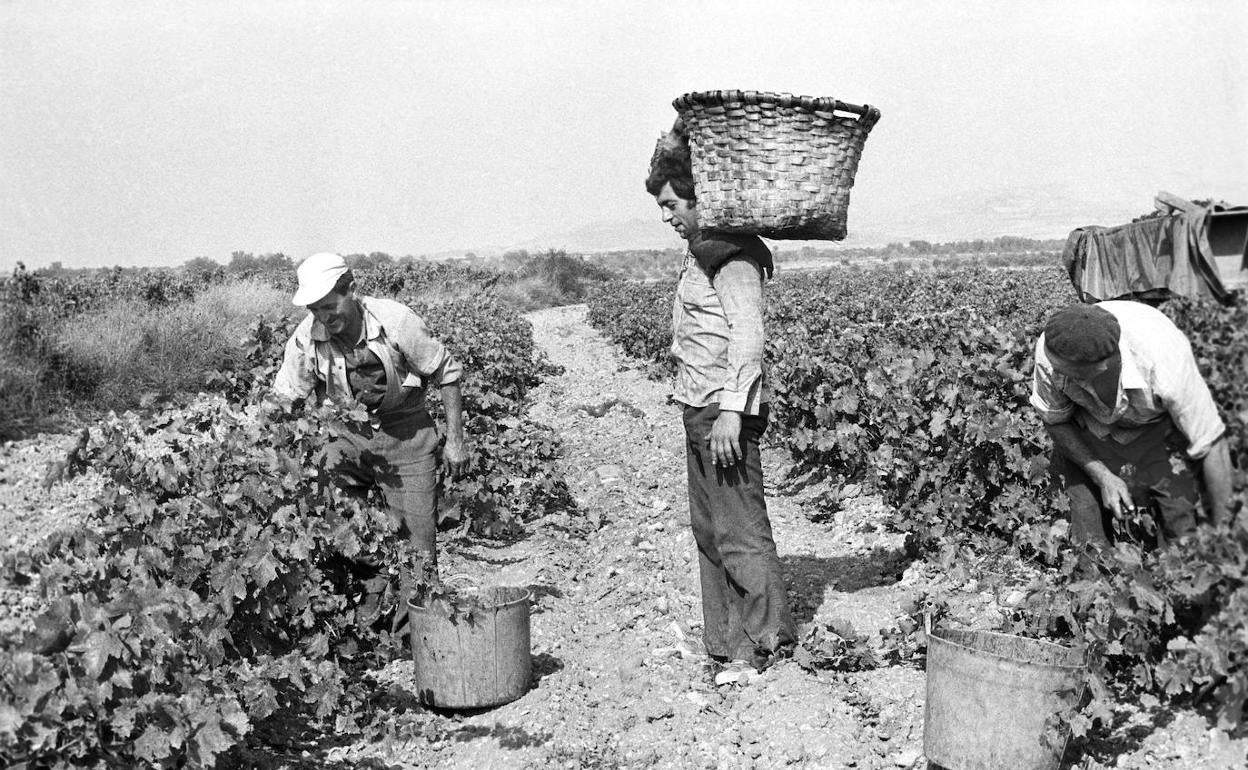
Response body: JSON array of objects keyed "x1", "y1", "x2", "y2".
[
  {"x1": 684, "y1": 404, "x2": 795, "y2": 667},
  {"x1": 327, "y1": 409, "x2": 441, "y2": 561},
  {"x1": 1051, "y1": 418, "x2": 1202, "y2": 547}
]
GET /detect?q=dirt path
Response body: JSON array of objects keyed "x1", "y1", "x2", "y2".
[{"x1": 351, "y1": 304, "x2": 929, "y2": 769}]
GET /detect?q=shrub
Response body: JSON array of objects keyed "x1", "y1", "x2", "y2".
[
  {"x1": 352, "y1": 261, "x2": 499, "y2": 305},
  {"x1": 182, "y1": 257, "x2": 226, "y2": 286},
  {"x1": 1, "y1": 264, "x2": 72, "y2": 437},
  {"x1": 0, "y1": 363, "x2": 48, "y2": 439},
  {"x1": 1, "y1": 399, "x2": 408, "y2": 769},
  {"x1": 585, "y1": 279, "x2": 674, "y2": 375},
  {"x1": 512, "y1": 251, "x2": 615, "y2": 305}
]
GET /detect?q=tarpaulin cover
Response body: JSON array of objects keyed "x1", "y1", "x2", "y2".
[{"x1": 1062, "y1": 193, "x2": 1232, "y2": 304}]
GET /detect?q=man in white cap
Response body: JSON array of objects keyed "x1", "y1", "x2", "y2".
[{"x1": 274, "y1": 252, "x2": 470, "y2": 571}]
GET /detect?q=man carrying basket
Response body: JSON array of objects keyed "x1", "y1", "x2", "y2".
[{"x1": 646, "y1": 129, "x2": 796, "y2": 686}]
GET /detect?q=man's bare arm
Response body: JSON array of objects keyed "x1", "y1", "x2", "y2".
[
  {"x1": 440, "y1": 381, "x2": 470, "y2": 476},
  {"x1": 1199, "y1": 436, "x2": 1233, "y2": 524},
  {"x1": 1045, "y1": 422, "x2": 1131, "y2": 544}
]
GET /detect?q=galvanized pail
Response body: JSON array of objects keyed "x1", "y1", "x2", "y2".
[
  {"x1": 924, "y1": 627, "x2": 1086, "y2": 770},
  {"x1": 408, "y1": 585, "x2": 532, "y2": 709}
]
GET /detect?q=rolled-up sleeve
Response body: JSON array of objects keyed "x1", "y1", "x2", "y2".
[
  {"x1": 1029, "y1": 335, "x2": 1076, "y2": 424},
  {"x1": 711, "y1": 257, "x2": 764, "y2": 412},
  {"x1": 272, "y1": 322, "x2": 318, "y2": 401},
  {"x1": 1157, "y1": 338, "x2": 1226, "y2": 459},
  {"x1": 391, "y1": 310, "x2": 463, "y2": 387}
]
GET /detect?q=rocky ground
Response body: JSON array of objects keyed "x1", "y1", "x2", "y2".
[{"x1": 2, "y1": 303, "x2": 1245, "y2": 769}]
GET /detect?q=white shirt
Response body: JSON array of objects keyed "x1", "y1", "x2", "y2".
[{"x1": 1030, "y1": 300, "x2": 1225, "y2": 459}]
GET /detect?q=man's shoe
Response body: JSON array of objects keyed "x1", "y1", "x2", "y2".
[{"x1": 713, "y1": 659, "x2": 761, "y2": 687}]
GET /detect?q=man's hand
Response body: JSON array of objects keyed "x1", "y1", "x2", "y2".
[
  {"x1": 707, "y1": 410, "x2": 743, "y2": 467},
  {"x1": 1092, "y1": 469, "x2": 1135, "y2": 517},
  {"x1": 442, "y1": 435, "x2": 471, "y2": 478}
]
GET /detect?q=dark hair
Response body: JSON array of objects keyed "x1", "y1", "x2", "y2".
[
  {"x1": 645, "y1": 126, "x2": 696, "y2": 201},
  {"x1": 332, "y1": 269, "x2": 355, "y2": 296}
]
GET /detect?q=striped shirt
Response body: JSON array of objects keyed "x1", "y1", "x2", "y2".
[
  {"x1": 1030, "y1": 300, "x2": 1225, "y2": 459},
  {"x1": 670, "y1": 253, "x2": 767, "y2": 414}
]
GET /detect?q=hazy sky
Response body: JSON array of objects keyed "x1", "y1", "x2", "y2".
[{"x1": 2, "y1": 0, "x2": 1246, "y2": 270}]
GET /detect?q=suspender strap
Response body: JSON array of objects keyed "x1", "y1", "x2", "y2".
[
  {"x1": 312, "y1": 335, "x2": 406, "y2": 412},
  {"x1": 370, "y1": 337, "x2": 405, "y2": 413}
]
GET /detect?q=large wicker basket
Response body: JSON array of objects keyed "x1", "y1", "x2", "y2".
[{"x1": 672, "y1": 90, "x2": 881, "y2": 241}]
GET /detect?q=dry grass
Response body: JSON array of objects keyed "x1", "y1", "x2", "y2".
[
  {"x1": 53, "y1": 279, "x2": 297, "y2": 407},
  {"x1": 0, "y1": 362, "x2": 48, "y2": 437}
]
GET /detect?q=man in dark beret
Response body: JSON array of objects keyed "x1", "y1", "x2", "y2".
[{"x1": 1030, "y1": 301, "x2": 1233, "y2": 549}]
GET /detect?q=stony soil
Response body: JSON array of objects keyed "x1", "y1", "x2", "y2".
[{"x1": 2, "y1": 303, "x2": 1245, "y2": 769}]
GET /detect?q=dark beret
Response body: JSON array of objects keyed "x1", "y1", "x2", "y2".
[{"x1": 1043, "y1": 304, "x2": 1121, "y2": 363}]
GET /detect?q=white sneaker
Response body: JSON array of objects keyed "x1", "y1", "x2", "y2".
[{"x1": 713, "y1": 660, "x2": 761, "y2": 687}]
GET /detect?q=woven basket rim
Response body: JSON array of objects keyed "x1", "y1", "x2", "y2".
[{"x1": 673, "y1": 89, "x2": 879, "y2": 122}]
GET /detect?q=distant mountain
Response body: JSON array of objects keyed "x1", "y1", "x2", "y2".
[
  {"x1": 848, "y1": 187, "x2": 1148, "y2": 244},
  {"x1": 504, "y1": 218, "x2": 680, "y2": 254},
  {"x1": 496, "y1": 188, "x2": 1152, "y2": 255}
]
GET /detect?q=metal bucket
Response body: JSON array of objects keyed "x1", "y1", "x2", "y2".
[
  {"x1": 408, "y1": 585, "x2": 532, "y2": 709},
  {"x1": 924, "y1": 627, "x2": 1087, "y2": 770}
]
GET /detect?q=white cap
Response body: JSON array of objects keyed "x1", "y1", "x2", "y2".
[{"x1": 292, "y1": 252, "x2": 348, "y2": 306}]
